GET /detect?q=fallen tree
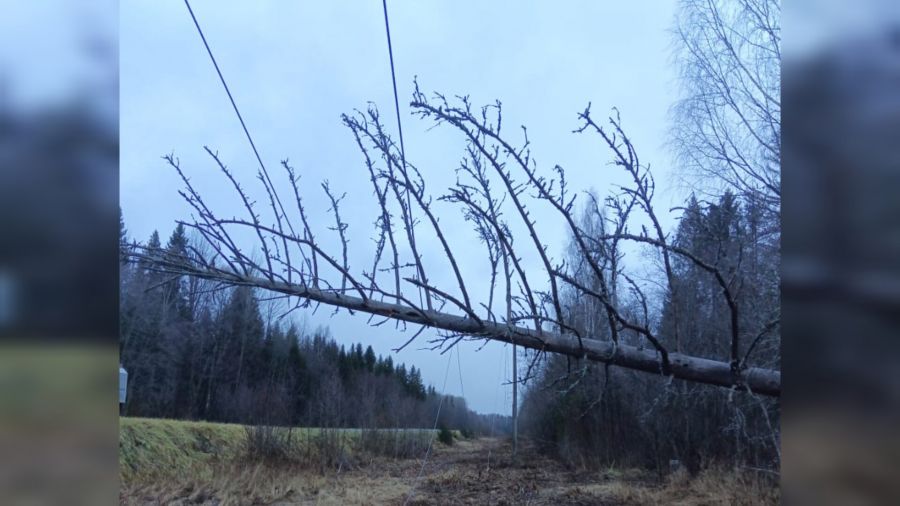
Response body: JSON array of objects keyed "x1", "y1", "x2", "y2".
[
  {"x1": 134, "y1": 253, "x2": 781, "y2": 397},
  {"x1": 137, "y1": 87, "x2": 780, "y2": 397}
]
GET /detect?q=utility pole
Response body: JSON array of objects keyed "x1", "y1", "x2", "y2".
[
  {"x1": 501, "y1": 232, "x2": 518, "y2": 458},
  {"x1": 512, "y1": 344, "x2": 518, "y2": 458}
]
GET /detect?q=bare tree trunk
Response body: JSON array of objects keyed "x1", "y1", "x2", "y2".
[
  {"x1": 512, "y1": 344, "x2": 518, "y2": 458},
  {"x1": 146, "y1": 268, "x2": 780, "y2": 396}
]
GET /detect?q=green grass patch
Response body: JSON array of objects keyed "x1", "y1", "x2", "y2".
[
  {"x1": 119, "y1": 417, "x2": 456, "y2": 483},
  {"x1": 120, "y1": 417, "x2": 248, "y2": 482}
]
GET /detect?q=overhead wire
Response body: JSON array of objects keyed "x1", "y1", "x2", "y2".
[
  {"x1": 380, "y1": 0, "x2": 408, "y2": 170},
  {"x1": 456, "y1": 341, "x2": 466, "y2": 402},
  {"x1": 183, "y1": 0, "x2": 297, "y2": 238},
  {"x1": 403, "y1": 346, "x2": 454, "y2": 506},
  {"x1": 380, "y1": 0, "x2": 424, "y2": 308}
]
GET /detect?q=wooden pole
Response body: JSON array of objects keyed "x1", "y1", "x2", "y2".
[{"x1": 512, "y1": 344, "x2": 518, "y2": 458}]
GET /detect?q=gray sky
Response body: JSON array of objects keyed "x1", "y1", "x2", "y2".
[{"x1": 120, "y1": 0, "x2": 682, "y2": 415}]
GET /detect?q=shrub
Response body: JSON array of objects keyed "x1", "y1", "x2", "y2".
[
  {"x1": 358, "y1": 428, "x2": 432, "y2": 459},
  {"x1": 437, "y1": 426, "x2": 454, "y2": 446},
  {"x1": 244, "y1": 425, "x2": 293, "y2": 463}
]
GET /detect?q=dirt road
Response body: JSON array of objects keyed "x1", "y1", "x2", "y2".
[
  {"x1": 388, "y1": 437, "x2": 639, "y2": 505},
  {"x1": 122, "y1": 437, "x2": 774, "y2": 505},
  {"x1": 123, "y1": 437, "x2": 634, "y2": 505}
]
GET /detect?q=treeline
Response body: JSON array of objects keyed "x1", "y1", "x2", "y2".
[
  {"x1": 520, "y1": 192, "x2": 780, "y2": 473},
  {"x1": 519, "y1": 0, "x2": 782, "y2": 475},
  {"x1": 119, "y1": 219, "x2": 501, "y2": 434}
]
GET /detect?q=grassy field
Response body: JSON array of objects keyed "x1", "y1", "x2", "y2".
[
  {"x1": 1, "y1": 345, "x2": 119, "y2": 505},
  {"x1": 119, "y1": 417, "x2": 454, "y2": 483},
  {"x1": 120, "y1": 418, "x2": 777, "y2": 505},
  {"x1": 120, "y1": 418, "x2": 245, "y2": 482}
]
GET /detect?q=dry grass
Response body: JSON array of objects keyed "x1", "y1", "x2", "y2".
[
  {"x1": 119, "y1": 417, "x2": 455, "y2": 504},
  {"x1": 120, "y1": 417, "x2": 448, "y2": 483},
  {"x1": 120, "y1": 462, "x2": 413, "y2": 506},
  {"x1": 598, "y1": 467, "x2": 779, "y2": 505},
  {"x1": 120, "y1": 418, "x2": 778, "y2": 505}
]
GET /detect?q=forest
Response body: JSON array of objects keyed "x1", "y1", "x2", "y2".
[
  {"x1": 519, "y1": 191, "x2": 780, "y2": 473},
  {"x1": 119, "y1": 221, "x2": 497, "y2": 435}
]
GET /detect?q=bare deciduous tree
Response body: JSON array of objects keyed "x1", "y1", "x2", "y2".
[
  {"x1": 672, "y1": 0, "x2": 781, "y2": 212},
  {"x1": 134, "y1": 83, "x2": 780, "y2": 397}
]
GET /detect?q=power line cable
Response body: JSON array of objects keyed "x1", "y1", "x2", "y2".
[
  {"x1": 381, "y1": 0, "x2": 424, "y2": 308},
  {"x1": 456, "y1": 342, "x2": 466, "y2": 402},
  {"x1": 404, "y1": 347, "x2": 454, "y2": 506},
  {"x1": 183, "y1": 0, "x2": 296, "y2": 238},
  {"x1": 381, "y1": 0, "x2": 407, "y2": 169}
]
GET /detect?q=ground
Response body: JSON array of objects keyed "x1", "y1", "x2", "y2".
[{"x1": 120, "y1": 435, "x2": 777, "y2": 505}]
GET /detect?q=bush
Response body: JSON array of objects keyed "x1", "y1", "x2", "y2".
[
  {"x1": 437, "y1": 426, "x2": 454, "y2": 446},
  {"x1": 358, "y1": 428, "x2": 432, "y2": 459},
  {"x1": 244, "y1": 425, "x2": 293, "y2": 463}
]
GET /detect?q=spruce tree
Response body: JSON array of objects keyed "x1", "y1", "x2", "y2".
[
  {"x1": 364, "y1": 345, "x2": 376, "y2": 372},
  {"x1": 119, "y1": 208, "x2": 129, "y2": 264}
]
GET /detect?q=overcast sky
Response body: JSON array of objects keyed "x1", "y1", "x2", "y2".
[{"x1": 120, "y1": 0, "x2": 684, "y2": 415}]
